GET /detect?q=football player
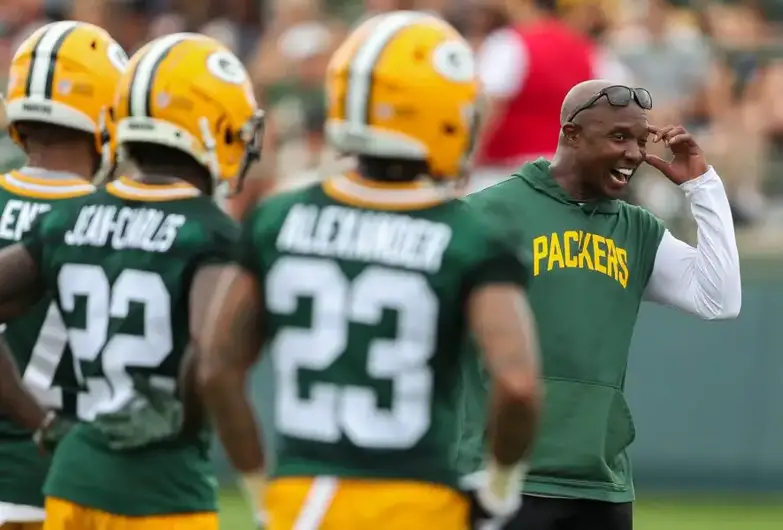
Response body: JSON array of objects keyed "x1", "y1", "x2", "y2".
[
  {"x1": 197, "y1": 10, "x2": 542, "y2": 530},
  {"x1": 0, "y1": 33, "x2": 263, "y2": 530},
  {"x1": 0, "y1": 21, "x2": 127, "y2": 530}
]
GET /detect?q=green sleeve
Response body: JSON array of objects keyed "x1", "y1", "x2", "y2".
[
  {"x1": 462, "y1": 188, "x2": 529, "y2": 257},
  {"x1": 462, "y1": 195, "x2": 531, "y2": 293},
  {"x1": 19, "y1": 210, "x2": 51, "y2": 267},
  {"x1": 196, "y1": 209, "x2": 241, "y2": 267},
  {"x1": 465, "y1": 240, "x2": 529, "y2": 293}
]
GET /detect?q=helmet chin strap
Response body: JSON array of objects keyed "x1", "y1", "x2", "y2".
[
  {"x1": 195, "y1": 111, "x2": 265, "y2": 198},
  {"x1": 226, "y1": 111, "x2": 265, "y2": 198}
]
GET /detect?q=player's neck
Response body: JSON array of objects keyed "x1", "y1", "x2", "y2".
[
  {"x1": 25, "y1": 145, "x2": 93, "y2": 181},
  {"x1": 356, "y1": 156, "x2": 425, "y2": 183},
  {"x1": 134, "y1": 167, "x2": 211, "y2": 195}
]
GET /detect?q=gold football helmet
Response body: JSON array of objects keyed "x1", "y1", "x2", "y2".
[
  {"x1": 113, "y1": 33, "x2": 264, "y2": 190},
  {"x1": 5, "y1": 21, "x2": 128, "y2": 177},
  {"x1": 325, "y1": 11, "x2": 479, "y2": 181}
]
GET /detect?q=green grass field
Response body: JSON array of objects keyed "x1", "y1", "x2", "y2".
[{"x1": 217, "y1": 489, "x2": 783, "y2": 529}]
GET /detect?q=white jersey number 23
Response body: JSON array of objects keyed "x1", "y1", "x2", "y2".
[{"x1": 267, "y1": 256, "x2": 438, "y2": 450}]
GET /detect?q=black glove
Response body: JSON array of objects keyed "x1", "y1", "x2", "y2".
[{"x1": 460, "y1": 470, "x2": 522, "y2": 530}]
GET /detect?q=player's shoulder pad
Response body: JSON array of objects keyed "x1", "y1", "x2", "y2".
[{"x1": 204, "y1": 200, "x2": 241, "y2": 243}]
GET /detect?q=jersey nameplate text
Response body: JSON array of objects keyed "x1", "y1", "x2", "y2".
[
  {"x1": 0, "y1": 199, "x2": 51, "y2": 241},
  {"x1": 276, "y1": 204, "x2": 452, "y2": 273},
  {"x1": 64, "y1": 205, "x2": 185, "y2": 252}
]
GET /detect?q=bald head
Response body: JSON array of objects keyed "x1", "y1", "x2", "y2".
[{"x1": 560, "y1": 79, "x2": 617, "y2": 124}]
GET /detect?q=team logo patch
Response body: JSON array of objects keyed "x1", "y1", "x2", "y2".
[
  {"x1": 431, "y1": 40, "x2": 475, "y2": 83},
  {"x1": 206, "y1": 51, "x2": 248, "y2": 85},
  {"x1": 57, "y1": 79, "x2": 72, "y2": 95},
  {"x1": 156, "y1": 92, "x2": 171, "y2": 108}
]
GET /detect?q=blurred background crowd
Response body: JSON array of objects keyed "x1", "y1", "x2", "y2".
[
  {"x1": 1, "y1": 0, "x2": 783, "y2": 250},
  {"x1": 2, "y1": 2, "x2": 783, "y2": 527}
]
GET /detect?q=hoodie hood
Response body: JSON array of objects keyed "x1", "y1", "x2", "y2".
[{"x1": 514, "y1": 158, "x2": 620, "y2": 215}]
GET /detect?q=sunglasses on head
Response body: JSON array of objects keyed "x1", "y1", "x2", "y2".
[{"x1": 566, "y1": 85, "x2": 653, "y2": 123}]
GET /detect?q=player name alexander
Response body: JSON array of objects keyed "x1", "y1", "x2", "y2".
[
  {"x1": 277, "y1": 203, "x2": 453, "y2": 273},
  {"x1": 64, "y1": 204, "x2": 185, "y2": 252}
]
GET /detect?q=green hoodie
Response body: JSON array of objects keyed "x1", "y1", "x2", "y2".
[{"x1": 456, "y1": 159, "x2": 664, "y2": 503}]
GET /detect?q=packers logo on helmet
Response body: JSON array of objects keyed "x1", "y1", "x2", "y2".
[
  {"x1": 5, "y1": 21, "x2": 129, "y2": 179},
  {"x1": 113, "y1": 33, "x2": 264, "y2": 190},
  {"x1": 325, "y1": 11, "x2": 479, "y2": 181}
]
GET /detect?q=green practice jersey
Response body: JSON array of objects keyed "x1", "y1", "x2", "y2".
[
  {"x1": 456, "y1": 159, "x2": 665, "y2": 503},
  {"x1": 0, "y1": 168, "x2": 95, "y2": 509},
  {"x1": 20, "y1": 177, "x2": 238, "y2": 516},
  {"x1": 239, "y1": 173, "x2": 528, "y2": 490}
]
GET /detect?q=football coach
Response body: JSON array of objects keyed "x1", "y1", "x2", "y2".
[{"x1": 456, "y1": 79, "x2": 742, "y2": 530}]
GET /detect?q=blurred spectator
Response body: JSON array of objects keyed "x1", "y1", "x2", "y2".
[
  {"x1": 0, "y1": 0, "x2": 781, "y2": 232},
  {"x1": 270, "y1": 104, "x2": 351, "y2": 194},
  {"x1": 696, "y1": 0, "x2": 771, "y2": 226},
  {"x1": 198, "y1": 0, "x2": 265, "y2": 59},
  {"x1": 469, "y1": 0, "x2": 623, "y2": 193},
  {"x1": 450, "y1": 0, "x2": 509, "y2": 49},
  {"x1": 611, "y1": 0, "x2": 712, "y2": 129},
  {"x1": 608, "y1": 0, "x2": 714, "y2": 220}
]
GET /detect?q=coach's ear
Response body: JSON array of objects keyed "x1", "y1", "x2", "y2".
[{"x1": 561, "y1": 122, "x2": 580, "y2": 145}]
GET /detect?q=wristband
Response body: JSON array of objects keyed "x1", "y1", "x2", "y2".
[
  {"x1": 486, "y1": 459, "x2": 527, "y2": 501},
  {"x1": 240, "y1": 470, "x2": 267, "y2": 523}
]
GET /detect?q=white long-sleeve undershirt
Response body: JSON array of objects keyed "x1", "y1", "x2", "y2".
[{"x1": 643, "y1": 167, "x2": 742, "y2": 320}]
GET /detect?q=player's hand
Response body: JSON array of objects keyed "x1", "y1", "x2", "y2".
[
  {"x1": 460, "y1": 470, "x2": 521, "y2": 530},
  {"x1": 33, "y1": 411, "x2": 73, "y2": 455},
  {"x1": 645, "y1": 124, "x2": 709, "y2": 185},
  {"x1": 254, "y1": 510, "x2": 268, "y2": 529},
  {"x1": 240, "y1": 472, "x2": 268, "y2": 529}
]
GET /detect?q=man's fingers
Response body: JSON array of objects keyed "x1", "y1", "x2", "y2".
[
  {"x1": 661, "y1": 126, "x2": 687, "y2": 147},
  {"x1": 649, "y1": 124, "x2": 675, "y2": 143},
  {"x1": 667, "y1": 133, "x2": 692, "y2": 147},
  {"x1": 643, "y1": 153, "x2": 668, "y2": 171}
]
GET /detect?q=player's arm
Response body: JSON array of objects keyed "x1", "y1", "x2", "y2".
[
  {"x1": 460, "y1": 229, "x2": 541, "y2": 519},
  {"x1": 194, "y1": 264, "x2": 266, "y2": 515},
  {"x1": 0, "y1": 244, "x2": 46, "y2": 322},
  {"x1": 467, "y1": 283, "x2": 541, "y2": 494},
  {"x1": 0, "y1": 244, "x2": 50, "y2": 437},
  {"x1": 0, "y1": 332, "x2": 47, "y2": 431}
]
